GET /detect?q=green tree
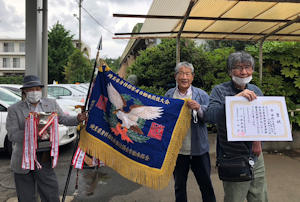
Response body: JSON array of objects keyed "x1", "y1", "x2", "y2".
[
  {"x1": 64, "y1": 49, "x2": 93, "y2": 83},
  {"x1": 202, "y1": 47, "x2": 235, "y2": 93},
  {"x1": 127, "y1": 38, "x2": 300, "y2": 128},
  {"x1": 48, "y1": 22, "x2": 75, "y2": 83},
  {"x1": 127, "y1": 38, "x2": 209, "y2": 95},
  {"x1": 105, "y1": 57, "x2": 121, "y2": 73},
  {"x1": 204, "y1": 40, "x2": 255, "y2": 51},
  {"x1": 0, "y1": 75, "x2": 23, "y2": 84},
  {"x1": 246, "y1": 41, "x2": 300, "y2": 128}
]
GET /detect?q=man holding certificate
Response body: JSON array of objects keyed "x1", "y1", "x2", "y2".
[{"x1": 204, "y1": 51, "x2": 268, "y2": 202}]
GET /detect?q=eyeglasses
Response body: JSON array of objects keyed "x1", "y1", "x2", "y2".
[
  {"x1": 233, "y1": 65, "x2": 253, "y2": 72},
  {"x1": 177, "y1": 71, "x2": 193, "y2": 77}
]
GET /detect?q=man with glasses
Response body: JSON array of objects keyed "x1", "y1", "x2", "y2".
[
  {"x1": 165, "y1": 62, "x2": 216, "y2": 202},
  {"x1": 204, "y1": 51, "x2": 268, "y2": 202}
]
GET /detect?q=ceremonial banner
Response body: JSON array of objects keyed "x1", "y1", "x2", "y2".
[
  {"x1": 79, "y1": 66, "x2": 190, "y2": 189},
  {"x1": 225, "y1": 96, "x2": 292, "y2": 141}
]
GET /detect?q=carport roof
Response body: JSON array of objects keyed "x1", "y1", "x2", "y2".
[{"x1": 114, "y1": 0, "x2": 300, "y2": 42}]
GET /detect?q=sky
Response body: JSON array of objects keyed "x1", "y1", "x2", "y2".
[{"x1": 0, "y1": 0, "x2": 153, "y2": 59}]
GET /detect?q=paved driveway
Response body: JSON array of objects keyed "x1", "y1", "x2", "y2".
[{"x1": 1, "y1": 143, "x2": 300, "y2": 202}]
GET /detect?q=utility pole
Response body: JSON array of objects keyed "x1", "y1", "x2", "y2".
[{"x1": 78, "y1": 0, "x2": 83, "y2": 50}]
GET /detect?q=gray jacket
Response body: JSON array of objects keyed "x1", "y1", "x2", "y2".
[
  {"x1": 6, "y1": 98, "x2": 79, "y2": 174},
  {"x1": 204, "y1": 81, "x2": 263, "y2": 157},
  {"x1": 165, "y1": 86, "x2": 210, "y2": 155}
]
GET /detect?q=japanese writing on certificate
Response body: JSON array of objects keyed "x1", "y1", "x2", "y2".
[{"x1": 225, "y1": 96, "x2": 292, "y2": 141}]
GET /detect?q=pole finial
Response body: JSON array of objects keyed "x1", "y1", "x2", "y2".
[{"x1": 97, "y1": 36, "x2": 102, "y2": 50}]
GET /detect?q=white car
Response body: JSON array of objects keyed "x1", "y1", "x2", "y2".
[
  {"x1": 1, "y1": 84, "x2": 88, "y2": 104},
  {"x1": 0, "y1": 84, "x2": 83, "y2": 116},
  {"x1": 71, "y1": 83, "x2": 89, "y2": 93},
  {"x1": 48, "y1": 84, "x2": 87, "y2": 103},
  {"x1": 0, "y1": 87, "x2": 78, "y2": 155}
]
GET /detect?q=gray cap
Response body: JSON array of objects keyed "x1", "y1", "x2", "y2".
[{"x1": 21, "y1": 75, "x2": 44, "y2": 89}]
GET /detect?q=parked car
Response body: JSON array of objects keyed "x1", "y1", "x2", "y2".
[
  {"x1": 0, "y1": 83, "x2": 88, "y2": 104},
  {"x1": 72, "y1": 83, "x2": 89, "y2": 93},
  {"x1": 48, "y1": 84, "x2": 87, "y2": 103},
  {"x1": 0, "y1": 84, "x2": 23, "y2": 95},
  {"x1": 0, "y1": 87, "x2": 78, "y2": 155},
  {"x1": 0, "y1": 84, "x2": 83, "y2": 116},
  {"x1": 78, "y1": 83, "x2": 89, "y2": 90}
]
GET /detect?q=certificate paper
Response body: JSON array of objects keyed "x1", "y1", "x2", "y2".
[{"x1": 225, "y1": 96, "x2": 292, "y2": 141}]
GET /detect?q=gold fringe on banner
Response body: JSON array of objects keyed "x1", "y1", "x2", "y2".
[{"x1": 79, "y1": 100, "x2": 191, "y2": 190}]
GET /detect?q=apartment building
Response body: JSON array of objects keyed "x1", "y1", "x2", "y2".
[
  {"x1": 0, "y1": 38, "x2": 90, "y2": 76},
  {"x1": 0, "y1": 39, "x2": 26, "y2": 76}
]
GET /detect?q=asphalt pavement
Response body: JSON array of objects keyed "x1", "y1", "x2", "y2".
[{"x1": 1, "y1": 140, "x2": 300, "y2": 202}]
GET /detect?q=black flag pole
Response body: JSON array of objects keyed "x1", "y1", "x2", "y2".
[
  {"x1": 62, "y1": 35, "x2": 103, "y2": 202},
  {"x1": 84, "y1": 35, "x2": 102, "y2": 111}
]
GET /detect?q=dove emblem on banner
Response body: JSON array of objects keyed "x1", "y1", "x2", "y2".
[{"x1": 107, "y1": 83, "x2": 163, "y2": 143}]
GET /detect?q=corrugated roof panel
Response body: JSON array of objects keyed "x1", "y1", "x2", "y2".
[
  {"x1": 204, "y1": 21, "x2": 246, "y2": 32},
  {"x1": 250, "y1": 36, "x2": 261, "y2": 41},
  {"x1": 222, "y1": 2, "x2": 275, "y2": 18},
  {"x1": 147, "y1": 0, "x2": 189, "y2": 15},
  {"x1": 250, "y1": 35, "x2": 262, "y2": 41},
  {"x1": 190, "y1": 0, "x2": 236, "y2": 17},
  {"x1": 180, "y1": 33, "x2": 199, "y2": 38},
  {"x1": 180, "y1": 20, "x2": 214, "y2": 31},
  {"x1": 194, "y1": 33, "x2": 227, "y2": 39},
  {"x1": 266, "y1": 35, "x2": 283, "y2": 40},
  {"x1": 277, "y1": 24, "x2": 300, "y2": 34},
  {"x1": 182, "y1": 0, "x2": 237, "y2": 34},
  {"x1": 133, "y1": 0, "x2": 300, "y2": 41},
  {"x1": 224, "y1": 35, "x2": 257, "y2": 40},
  {"x1": 260, "y1": 23, "x2": 285, "y2": 34},
  {"x1": 291, "y1": 29, "x2": 300, "y2": 34},
  {"x1": 141, "y1": 0, "x2": 189, "y2": 34},
  {"x1": 236, "y1": 22, "x2": 278, "y2": 33},
  {"x1": 256, "y1": 3, "x2": 300, "y2": 19},
  {"x1": 278, "y1": 37, "x2": 300, "y2": 41},
  {"x1": 141, "y1": 19, "x2": 179, "y2": 32}
]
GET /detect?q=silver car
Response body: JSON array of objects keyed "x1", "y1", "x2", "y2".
[{"x1": 0, "y1": 87, "x2": 78, "y2": 155}]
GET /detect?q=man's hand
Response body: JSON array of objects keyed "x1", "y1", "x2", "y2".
[
  {"x1": 77, "y1": 111, "x2": 88, "y2": 122},
  {"x1": 252, "y1": 141, "x2": 262, "y2": 156},
  {"x1": 186, "y1": 100, "x2": 201, "y2": 111},
  {"x1": 236, "y1": 89, "x2": 257, "y2": 101}
]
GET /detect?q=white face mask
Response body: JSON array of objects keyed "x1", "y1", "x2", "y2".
[
  {"x1": 26, "y1": 91, "x2": 42, "y2": 103},
  {"x1": 232, "y1": 75, "x2": 252, "y2": 86}
]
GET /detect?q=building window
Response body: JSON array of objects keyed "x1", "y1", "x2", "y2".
[
  {"x1": 13, "y1": 58, "x2": 20, "y2": 68},
  {"x1": 3, "y1": 42, "x2": 14, "y2": 52},
  {"x1": 19, "y1": 42, "x2": 25, "y2": 52},
  {"x1": 3, "y1": 58, "x2": 10, "y2": 68}
]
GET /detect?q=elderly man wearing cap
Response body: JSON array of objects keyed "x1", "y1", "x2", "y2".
[{"x1": 6, "y1": 75, "x2": 87, "y2": 202}]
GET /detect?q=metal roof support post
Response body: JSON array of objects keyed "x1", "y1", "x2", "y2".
[
  {"x1": 259, "y1": 39, "x2": 264, "y2": 85},
  {"x1": 176, "y1": 36, "x2": 180, "y2": 64},
  {"x1": 256, "y1": 15, "x2": 300, "y2": 85},
  {"x1": 176, "y1": 0, "x2": 196, "y2": 64},
  {"x1": 78, "y1": 0, "x2": 83, "y2": 50},
  {"x1": 259, "y1": 41, "x2": 263, "y2": 83},
  {"x1": 41, "y1": 0, "x2": 48, "y2": 97}
]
